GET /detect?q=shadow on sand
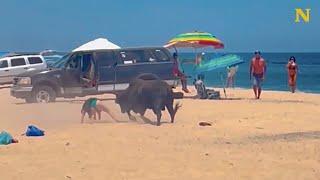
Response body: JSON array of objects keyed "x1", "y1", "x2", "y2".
[
  {"x1": 83, "y1": 115, "x2": 171, "y2": 126},
  {"x1": 248, "y1": 131, "x2": 320, "y2": 143}
]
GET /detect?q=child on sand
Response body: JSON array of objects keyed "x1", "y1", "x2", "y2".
[{"x1": 81, "y1": 98, "x2": 116, "y2": 123}]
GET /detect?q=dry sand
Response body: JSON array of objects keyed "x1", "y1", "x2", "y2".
[{"x1": 1, "y1": 86, "x2": 320, "y2": 180}]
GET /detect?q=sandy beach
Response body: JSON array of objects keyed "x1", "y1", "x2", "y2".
[{"x1": 1, "y1": 86, "x2": 320, "y2": 180}]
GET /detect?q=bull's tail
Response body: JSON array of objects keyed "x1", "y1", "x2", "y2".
[
  {"x1": 173, "y1": 102, "x2": 182, "y2": 115},
  {"x1": 167, "y1": 102, "x2": 182, "y2": 123}
]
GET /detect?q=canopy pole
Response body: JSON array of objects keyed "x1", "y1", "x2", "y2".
[
  {"x1": 192, "y1": 48, "x2": 198, "y2": 78},
  {"x1": 220, "y1": 72, "x2": 227, "y2": 98},
  {"x1": 173, "y1": 46, "x2": 178, "y2": 54}
]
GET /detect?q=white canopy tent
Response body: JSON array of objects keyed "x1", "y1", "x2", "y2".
[{"x1": 72, "y1": 38, "x2": 120, "y2": 52}]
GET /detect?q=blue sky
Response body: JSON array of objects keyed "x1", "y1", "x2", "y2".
[{"x1": 0, "y1": 0, "x2": 319, "y2": 52}]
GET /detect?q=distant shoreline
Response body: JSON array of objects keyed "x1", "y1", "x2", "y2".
[{"x1": 185, "y1": 85, "x2": 320, "y2": 95}]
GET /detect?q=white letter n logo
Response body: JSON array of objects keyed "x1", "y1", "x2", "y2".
[{"x1": 295, "y1": 8, "x2": 311, "y2": 23}]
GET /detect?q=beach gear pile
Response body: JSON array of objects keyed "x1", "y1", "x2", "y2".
[
  {"x1": 0, "y1": 125, "x2": 45, "y2": 146},
  {"x1": 194, "y1": 75, "x2": 220, "y2": 100},
  {"x1": 0, "y1": 131, "x2": 14, "y2": 145},
  {"x1": 25, "y1": 125, "x2": 45, "y2": 136}
]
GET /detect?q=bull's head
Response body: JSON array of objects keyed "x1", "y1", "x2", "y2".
[{"x1": 115, "y1": 92, "x2": 129, "y2": 113}]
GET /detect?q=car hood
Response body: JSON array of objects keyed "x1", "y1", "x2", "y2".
[{"x1": 17, "y1": 68, "x2": 62, "y2": 77}]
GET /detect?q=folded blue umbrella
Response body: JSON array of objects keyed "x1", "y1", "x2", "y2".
[
  {"x1": 26, "y1": 125, "x2": 45, "y2": 136},
  {"x1": 0, "y1": 131, "x2": 14, "y2": 145}
]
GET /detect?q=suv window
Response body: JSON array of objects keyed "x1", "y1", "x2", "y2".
[
  {"x1": 0, "y1": 60, "x2": 8, "y2": 68},
  {"x1": 151, "y1": 49, "x2": 170, "y2": 61},
  {"x1": 118, "y1": 50, "x2": 153, "y2": 64},
  {"x1": 28, "y1": 57, "x2": 43, "y2": 64},
  {"x1": 11, "y1": 58, "x2": 26, "y2": 67},
  {"x1": 95, "y1": 52, "x2": 116, "y2": 66},
  {"x1": 66, "y1": 54, "x2": 81, "y2": 69},
  {"x1": 118, "y1": 50, "x2": 142, "y2": 64}
]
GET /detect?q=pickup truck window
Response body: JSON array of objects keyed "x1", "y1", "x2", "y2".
[
  {"x1": 66, "y1": 54, "x2": 81, "y2": 69},
  {"x1": 152, "y1": 49, "x2": 170, "y2": 61},
  {"x1": 0, "y1": 60, "x2": 8, "y2": 68},
  {"x1": 52, "y1": 54, "x2": 69, "y2": 68},
  {"x1": 11, "y1": 58, "x2": 26, "y2": 67},
  {"x1": 118, "y1": 50, "x2": 153, "y2": 64}
]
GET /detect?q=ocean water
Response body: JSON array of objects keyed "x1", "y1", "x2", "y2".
[
  {"x1": 179, "y1": 53, "x2": 320, "y2": 93},
  {"x1": 1, "y1": 51, "x2": 319, "y2": 93},
  {"x1": 0, "y1": 52, "x2": 8, "y2": 57}
]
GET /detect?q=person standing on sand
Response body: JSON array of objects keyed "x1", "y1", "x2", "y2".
[
  {"x1": 173, "y1": 53, "x2": 189, "y2": 93},
  {"x1": 195, "y1": 52, "x2": 204, "y2": 65},
  {"x1": 226, "y1": 65, "x2": 238, "y2": 88},
  {"x1": 249, "y1": 51, "x2": 267, "y2": 99},
  {"x1": 287, "y1": 56, "x2": 298, "y2": 93}
]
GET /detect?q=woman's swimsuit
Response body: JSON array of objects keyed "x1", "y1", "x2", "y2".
[
  {"x1": 288, "y1": 63, "x2": 297, "y2": 86},
  {"x1": 82, "y1": 98, "x2": 98, "y2": 114}
]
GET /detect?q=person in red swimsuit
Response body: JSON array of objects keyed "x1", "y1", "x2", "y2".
[
  {"x1": 287, "y1": 56, "x2": 298, "y2": 93},
  {"x1": 173, "y1": 53, "x2": 189, "y2": 93}
]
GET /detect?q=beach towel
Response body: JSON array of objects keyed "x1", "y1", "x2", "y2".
[
  {"x1": 26, "y1": 125, "x2": 45, "y2": 136},
  {"x1": 0, "y1": 131, "x2": 14, "y2": 145}
]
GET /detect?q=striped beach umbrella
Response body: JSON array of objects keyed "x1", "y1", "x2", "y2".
[{"x1": 164, "y1": 31, "x2": 224, "y2": 49}]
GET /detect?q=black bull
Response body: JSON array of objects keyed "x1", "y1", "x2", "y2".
[{"x1": 115, "y1": 78, "x2": 182, "y2": 126}]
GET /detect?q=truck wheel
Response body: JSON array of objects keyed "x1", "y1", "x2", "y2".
[{"x1": 32, "y1": 85, "x2": 56, "y2": 103}]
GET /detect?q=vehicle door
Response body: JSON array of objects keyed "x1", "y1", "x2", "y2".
[
  {"x1": 9, "y1": 57, "x2": 29, "y2": 77},
  {"x1": 26, "y1": 56, "x2": 46, "y2": 71},
  {"x1": 94, "y1": 51, "x2": 117, "y2": 92},
  {"x1": 0, "y1": 59, "x2": 11, "y2": 84},
  {"x1": 62, "y1": 53, "x2": 82, "y2": 91}
]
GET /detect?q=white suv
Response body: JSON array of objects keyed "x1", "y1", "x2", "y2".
[{"x1": 0, "y1": 55, "x2": 47, "y2": 85}]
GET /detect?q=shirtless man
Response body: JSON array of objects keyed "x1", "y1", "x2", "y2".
[{"x1": 249, "y1": 51, "x2": 267, "y2": 99}]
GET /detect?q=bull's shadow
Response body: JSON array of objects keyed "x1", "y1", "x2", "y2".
[
  {"x1": 123, "y1": 114, "x2": 171, "y2": 126},
  {"x1": 138, "y1": 115, "x2": 170, "y2": 126},
  {"x1": 82, "y1": 114, "x2": 170, "y2": 126}
]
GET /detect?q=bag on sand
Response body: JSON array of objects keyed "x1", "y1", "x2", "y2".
[
  {"x1": 0, "y1": 131, "x2": 14, "y2": 145},
  {"x1": 26, "y1": 125, "x2": 44, "y2": 136}
]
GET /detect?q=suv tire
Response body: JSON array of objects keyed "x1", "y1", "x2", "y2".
[{"x1": 29, "y1": 85, "x2": 56, "y2": 103}]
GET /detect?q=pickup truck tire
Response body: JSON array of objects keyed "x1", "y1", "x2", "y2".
[
  {"x1": 136, "y1": 73, "x2": 160, "y2": 80},
  {"x1": 28, "y1": 85, "x2": 56, "y2": 103}
]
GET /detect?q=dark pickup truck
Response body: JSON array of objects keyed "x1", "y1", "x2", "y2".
[{"x1": 11, "y1": 47, "x2": 179, "y2": 103}]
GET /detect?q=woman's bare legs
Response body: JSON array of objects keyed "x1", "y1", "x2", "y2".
[{"x1": 96, "y1": 101, "x2": 117, "y2": 120}]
